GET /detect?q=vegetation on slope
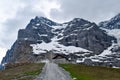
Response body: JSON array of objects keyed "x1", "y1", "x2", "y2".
[
  {"x1": 0, "y1": 63, "x2": 44, "y2": 80},
  {"x1": 60, "y1": 64, "x2": 120, "y2": 80}
]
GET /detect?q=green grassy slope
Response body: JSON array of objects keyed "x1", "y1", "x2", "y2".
[
  {"x1": 0, "y1": 63, "x2": 44, "y2": 80},
  {"x1": 60, "y1": 64, "x2": 120, "y2": 80}
]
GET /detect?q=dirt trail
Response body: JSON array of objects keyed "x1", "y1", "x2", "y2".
[{"x1": 34, "y1": 62, "x2": 73, "y2": 80}]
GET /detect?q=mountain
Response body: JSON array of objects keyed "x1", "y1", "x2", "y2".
[
  {"x1": 59, "y1": 18, "x2": 115, "y2": 54},
  {"x1": 99, "y1": 13, "x2": 120, "y2": 45},
  {"x1": 99, "y1": 13, "x2": 120, "y2": 29},
  {"x1": 1, "y1": 16, "x2": 119, "y2": 67},
  {"x1": 98, "y1": 13, "x2": 120, "y2": 67}
]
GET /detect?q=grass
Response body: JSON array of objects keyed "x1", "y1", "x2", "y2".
[
  {"x1": 0, "y1": 63, "x2": 44, "y2": 80},
  {"x1": 60, "y1": 64, "x2": 120, "y2": 80}
]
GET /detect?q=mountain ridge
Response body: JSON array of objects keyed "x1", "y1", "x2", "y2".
[
  {"x1": 1, "y1": 15, "x2": 120, "y2": 68},
  {"x1": 99, "y1": 13, "x2": 120, "y2": 29}
]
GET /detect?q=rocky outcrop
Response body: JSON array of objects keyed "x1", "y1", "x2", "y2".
[{"x1": 1, "y1": 40, "x2": 35, "y2": 64}]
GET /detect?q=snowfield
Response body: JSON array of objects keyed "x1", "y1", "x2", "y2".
[
  {"x1": 98, "y1": 42, "x2": 116, "y2": 56},
  {"x1": 31, "y1": 36, "x2": 91, "y2": 55}
]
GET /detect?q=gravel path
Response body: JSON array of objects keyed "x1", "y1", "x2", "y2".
[{"x1": 34, "y1": 62, "x2": 73, "y2": 80}]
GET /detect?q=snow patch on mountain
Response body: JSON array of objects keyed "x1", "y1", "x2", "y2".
[
  {"x1": 32, "y1": 26, "x2": 38, "y2": 29},
  {"x1": 24, "y1": 38, "x2": 28, "y2": 40},
  {"x1": 51, "y1": 24, "x2": 67, "y2": 30},
  {"x1": 98, "y1": 42, "x2": 116, "y2": 56},
  {"x1": 38, "y1": 33, "x2": 48, "y2": 37},
  {"x1": 31, "y1": 36, "x2": 91, "y2": 55},
  {"x1": 101, "y1": 28, "x2": 120, "y2": 45},
  {"x1": 88, "y1": 41, "x2": 120, "y2": 63},
  {"x1": 83, "y1": 25, "x2": 94, "y2": 30}
]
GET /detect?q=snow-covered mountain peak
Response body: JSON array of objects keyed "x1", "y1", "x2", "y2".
[
  {"x1": 26, "y1": 16, "x2": 60, "y2": 30},
  {"x1": 64, "y1": 19, "x2": 98, "y2": 34},
  {"x1": 99, "y1": 13, "x2": 120, "y2": 29},
  {"x1": 99, "y1": 13, "x2": 120, "y2": 47},
  {"x1": 34, "y1": 16, "x2": 59, "y2": 26},
  {"x1": 111, "y1": 13, "x2": 120, "y2": 21},
  {"x1": 69, "y1": 18, "x2": 91, "y2": 25}
]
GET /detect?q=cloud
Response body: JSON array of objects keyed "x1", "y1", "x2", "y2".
[
  {"x1": 0, "y1": 0, "x2": 59, "y2": 48},
  {"x1": 50, "y1": 0, "x2": 120, "y2": 23},
  {"x1": 0, "y1": 1, "x2": 45, "y2": 49}
]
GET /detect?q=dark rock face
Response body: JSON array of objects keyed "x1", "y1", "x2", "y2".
[
  {"x1": 59, "y1": 18, "x2": 116, "y2": 54},
  {"x1": 1, "y1": 40, "x2": 35, "y2": 64},
  {"x1": 84, "y1": 59, "x2": 93, "y2": 65},
  {"x1": 1, "y1": 41, "x2": 17, "y2": 64},
  {"x1": 18, "y1": 28, "x2": 53, "y2": 43},
  {"x1": 0, "y1": 64, "x2": 4, "y2": 70},
  {"x1": 99, "y1": 13, "x2": 120, "y2": 29}
]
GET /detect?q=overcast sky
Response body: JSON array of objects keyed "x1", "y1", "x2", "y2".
[{"x1": 0, "y1": 0, "x2": 120, "y2": 63}]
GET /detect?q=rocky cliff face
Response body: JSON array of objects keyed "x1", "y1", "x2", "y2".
[
  {"x1": 1, "y1": 16, "x2": 62, "y2": 64},
  {"x1": 1, "y1": 16, "x2": 119, "y2": 67},
  {"x1": 59, "y1": 18, "x2": 115, "y2": 54},
  {"x1": 1, "y1": 40, "x2": 34, "y2": 63},
  {"x1": 18, "y1": 16, "x2": 58, "y2": 43}
]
